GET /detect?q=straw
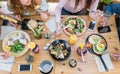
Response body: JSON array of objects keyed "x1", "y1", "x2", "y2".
[{"x1": 81, "y1": 51, "x2": 85, "y2": 63}]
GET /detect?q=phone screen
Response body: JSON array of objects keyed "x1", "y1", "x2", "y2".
[
  {"x1": 2, "y1": 20, "x2": 9, "y2": 26},
  {"x1": 97, "y1": 26, "x2": 111, "y2": 33},
  {"x1": 21, "y1": 19, "x2": 30, "y2": 30},
  {"x1": 18, "y1": 64, "x2": 32, "y2": 71},
  {"x1": 88, "y1": 21, "x2": 96, "y2": 31}
]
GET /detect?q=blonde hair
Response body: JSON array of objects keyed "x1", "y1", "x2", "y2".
[{"x1": 9, "y1": 0, "x2": 37, "y2": 15}]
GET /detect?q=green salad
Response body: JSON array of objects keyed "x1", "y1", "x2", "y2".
[
  {"x1": 63, "y1": 16, "x2": 85, "y2": 35},
  {"x1": 10, "y1": 41, "x2": 24, "y2": 53}
]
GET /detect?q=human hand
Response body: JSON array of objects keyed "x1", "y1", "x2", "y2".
[
  {"x1": 0, "y1": 52, "x2": 10, "y2": 59},
  {"x1": 56, "y1": 22, "x2": 62, "y2": 35},
  {"x1": 14, "y1": 15, "x2": 21, "y2": 21},
  {"x1": 89, "y1": 10, "x2": 109, "y2": 26},
  {"x1": 89, "y1": 10, "x2": 104, "y2": 21},
  {"x1": 9, "y1": 15, "x2": 21, "y2": 27},
  {"x1": 99, "y1": 16, "x2": 109, "y2": 26},
  {"x1": 111, "y1": 52, "x2": 120, "y2": 62},
  {"x1": 40, "y1": 13, "x2": 48, "y2": 21},
  {"x1": 9, "y1": 21, "x2": 18, "y2": 27}
]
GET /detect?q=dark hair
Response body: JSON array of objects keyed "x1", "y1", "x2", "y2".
[{"x1": 75, "y1": 0, "x2": 93, "y2": 13}]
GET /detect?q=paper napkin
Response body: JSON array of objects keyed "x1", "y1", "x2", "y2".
[
  {"x1": 94, "y1": 53, "x2": 114, "y2": 72},
  {"x1": 0, "y1": 26, "x2": 16, "y2": 40},
  {"x1": 0, "y1": 55, "x2": 15, "y2": 72},
  {"x1": 45, "y1": 17, "x2": 56, "y2": 33}
]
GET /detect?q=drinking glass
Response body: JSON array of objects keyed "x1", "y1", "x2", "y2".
[
  {"x1": 43, "y1": 32, "x2": 51, "y2": 40},
  {"x1": 34, "y1": 29, "x2": 42, "y2": 39},
  {"x1": 77, "y1": 45, "x2": 87, "y2": 63},
  {"x1": 77, "y1": 46, "x2": 87, "y2": 56}
]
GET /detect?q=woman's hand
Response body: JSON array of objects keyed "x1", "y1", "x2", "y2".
[
  {"x1": 0, "y1": 52, "x2": 10, "y2": 59},
  {"x1": 14, "y1": 15, "x2": 21, "y2": 21},
  {"x1": 99, "y1": 16, "x2": 109, "y2": 26},
  {"x1": 89, "y1": 10, "x2": 109, "y2": 26},
  {"x1": 9, "y1": 21, "x2": 17, "y2": 27},
  {"x1": 111, "y1": 52, "x2": 120, "y2": 62},
  {"x1": 56, "y1": 22, "x2": 62, "y2": 35},
  {"x1": 9, "y1": 15, "x2": 21, "y2": 27},
  {"x1": 40, "y1": 13, "x2": 48, "y2": 21},
  {"x1": 89, "y1": 10, "x2": 104, "y2": 21}
]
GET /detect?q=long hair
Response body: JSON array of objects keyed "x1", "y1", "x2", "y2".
[
  {"x1": 75, "y1": 0, "x2": 93, "y2": 13},
  {"x1": 9, "y1": 0, "x2": 36, "y2": 15}
]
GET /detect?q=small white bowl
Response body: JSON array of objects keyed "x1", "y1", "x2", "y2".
[{"x1": 39, "y1": 60, "x2": 53, "y2": 73}]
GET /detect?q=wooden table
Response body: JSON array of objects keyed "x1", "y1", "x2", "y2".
[{"x1": 0, "y1": 15, "x2": 120, "y2": 74}]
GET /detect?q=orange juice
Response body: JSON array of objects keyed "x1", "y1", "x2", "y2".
[{"x1": 68, "y1": 35, "x2": 77, "y2": 45}]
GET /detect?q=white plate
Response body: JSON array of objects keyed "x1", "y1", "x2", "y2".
[
  {"x1": 2, "y1": 30, "x2": 31, "y2": 57},
  {"x1": 63, "y1": 16, "x2": 86, "y2": 36}
]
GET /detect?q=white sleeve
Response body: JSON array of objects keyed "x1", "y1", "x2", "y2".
[{"x1": 39, "y1": 0, "x2": 49, "y2": 12}]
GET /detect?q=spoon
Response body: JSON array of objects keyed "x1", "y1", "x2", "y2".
[{"x1": 63, "y1": 24, "x2": 71, "y2": 30}]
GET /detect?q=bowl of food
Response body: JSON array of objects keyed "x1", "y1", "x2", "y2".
[
  {"x1": 85, "y1": 34, "x2": 107, "y2": 55},
  {"x1": 48, "y1": 39, "x2": 71, "y2": 61},
  {"x1": 2, "y1": 30, "x2": 31, "y2": 57},
  {"x1": 69, "y1": 59, "x2": 77, "y2": 68},
  {"x1": 63, "y1": 16, "x2": 86, "y2": 36}
]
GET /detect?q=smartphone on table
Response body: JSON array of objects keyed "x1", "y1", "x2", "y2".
[
  {"x1": 88, "y1": 21, "x2": 96, "y2": 31},
  {"x1": 2, "y1": 20, "x2": 9, "y2": 26},
  {"x1": 21, "y1": 19, "x2": 30, "y2": 30},
  {"x1": 97, "y1": 26, "x2": 111, "y2": 33},
  {"x1": 18, "y1": 64, "x2": 32, "y2": 71}
]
